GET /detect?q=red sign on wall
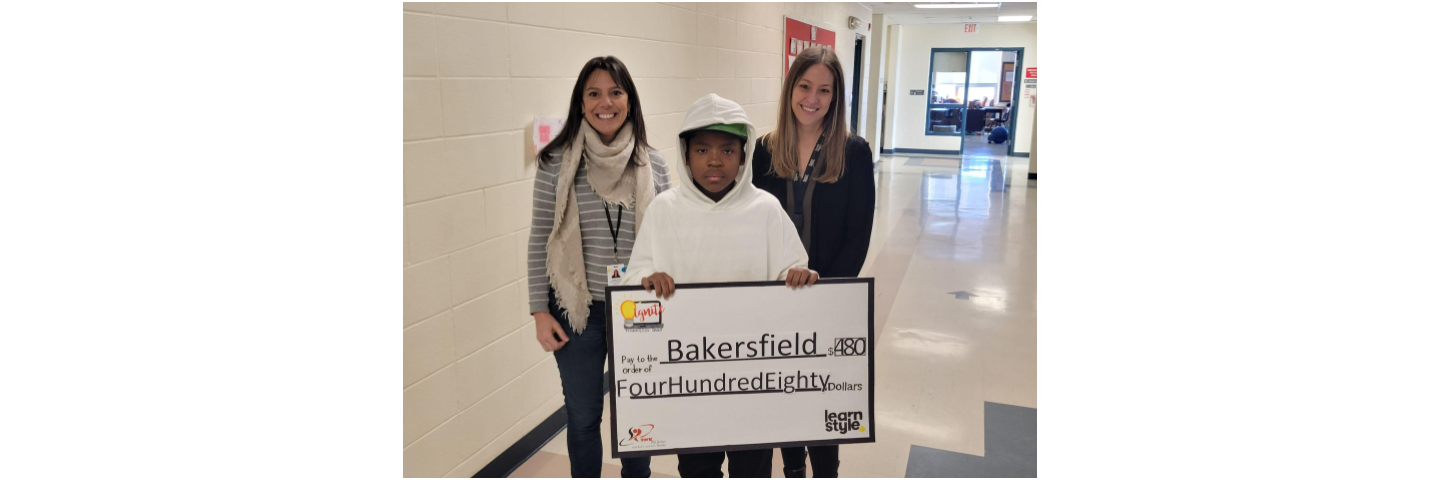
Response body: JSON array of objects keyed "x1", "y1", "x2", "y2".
[
  {"x1": 1025, "y1": 68, "x2": 1037, "y2": 79},
  {"x1": 783, "y1": 17, "x2": 836, "y2": 76},
  {"x1": 963, "y1": 23, "x2": 977, "y2": 33}
]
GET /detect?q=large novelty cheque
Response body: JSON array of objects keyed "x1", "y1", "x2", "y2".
[{"x1": 605, "y1": 278, "x2": 875, "y2": 457}]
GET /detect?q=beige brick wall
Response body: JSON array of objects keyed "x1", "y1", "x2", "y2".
[{"x1": 402, "y1": 2, "x2": 872, "y2": 477}]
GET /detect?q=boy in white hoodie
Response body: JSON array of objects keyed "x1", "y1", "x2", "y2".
[{"x1": 621, "y1": 94, "x2": 818, "y2": 477}]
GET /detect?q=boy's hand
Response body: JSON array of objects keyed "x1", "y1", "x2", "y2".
[
  {"x1": 785, "y1": 268, "x2": 819, "y2": 289},
  {"x1": 533, "y1": 312, "x2": 569, "y2": 352},
  {"x1": 642, "y1": 272, "x2": 675, "y2": 300}
]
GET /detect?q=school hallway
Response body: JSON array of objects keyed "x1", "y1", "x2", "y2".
[
  {"x1": 508, "y1": 152, "x2": 1038, "y2": 478},
  {"x1": 395, "y1": 3, "x2": 1043, "y2": 476}
]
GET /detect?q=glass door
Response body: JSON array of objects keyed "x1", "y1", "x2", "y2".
[
  {"x1": 926, "y1": 50, "x2": 969, "y2": 139},
  {"x1": 961, "y1": 50, "x2": 1008, "y2": 157},
  {"x1": 927, "y1": 48, "x2": 1023, "y2": 157}
]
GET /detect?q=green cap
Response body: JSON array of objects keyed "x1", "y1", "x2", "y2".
[{"x1": 686, "y1": 123, "x2": 747, "y2": 141}]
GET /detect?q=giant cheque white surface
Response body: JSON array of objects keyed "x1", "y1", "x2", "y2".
[{"x1": 605, "y1": 278, "x2": 875, "y2": 457}]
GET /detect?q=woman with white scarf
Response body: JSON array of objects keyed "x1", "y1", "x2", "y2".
[{"x1": 527, "y1": 56, "x2": 669, "y2": 478}]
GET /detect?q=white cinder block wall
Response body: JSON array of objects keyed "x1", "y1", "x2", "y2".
[{"x1": 403, "y1": 2, "x2": 873, "y2": 477}]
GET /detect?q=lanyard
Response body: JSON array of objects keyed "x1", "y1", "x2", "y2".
[
  {"x1": 794, "y1": 132, "x2": 824, "y2": 182},
  {"x1": 787, "y1": 133, "x2": 823, "y2": 252},
  {"x1": 604, "y1": 204, "x2": 623, "y2": 262}
]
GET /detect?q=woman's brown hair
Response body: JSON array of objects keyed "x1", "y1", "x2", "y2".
[
  {"x1": 536, "y1": 56, "x2": 650, "y2": 164},
  {"x1": 764, "y1": 46, "x2": 849, "y2": 183}
]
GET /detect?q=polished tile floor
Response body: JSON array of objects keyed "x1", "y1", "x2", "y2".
[
  {"x1": 961, "y1": 135, "x2": 1011, "y2": 158},
  {"x1": 511, "y1": 153, "x2": 1037, "y2": 477}
]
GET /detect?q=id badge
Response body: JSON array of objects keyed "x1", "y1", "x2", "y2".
[{"x1": 606, "y1": 264, "x2": 626, "y2": 286}]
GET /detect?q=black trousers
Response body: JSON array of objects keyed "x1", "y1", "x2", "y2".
[
  {"x1": 780, "y1": 446, "x2": 839, "y2": 478},
  {"x1": 677, "y1": 449, "x2": 773, "y2": 478}
]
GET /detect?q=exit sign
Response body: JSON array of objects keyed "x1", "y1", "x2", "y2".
[{"x1": 963, "y1": 24, "x2": 978, "y2": 33}]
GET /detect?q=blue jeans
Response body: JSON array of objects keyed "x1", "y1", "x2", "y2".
[{"x1": 551, "y1": 295, "x2": 651, "y2": 478}]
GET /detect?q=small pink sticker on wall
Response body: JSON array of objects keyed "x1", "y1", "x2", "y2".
[{"x1": 533, "y1": 117, "x2": 565, "y2": 154}]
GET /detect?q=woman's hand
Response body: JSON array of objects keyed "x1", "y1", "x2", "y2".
[
  {"x1": 641, "y1": 272, "x2": 675, "y2": 299},
  {"x1": 533, "y1": 312, "x2": 569, "y2": 352},
  {"x1": 785, "y1": 268, "x2": 819, "y2": 289}
]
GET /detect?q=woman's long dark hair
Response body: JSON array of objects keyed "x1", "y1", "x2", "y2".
[{"x1": 536, "y1": 56, "x2": 650, "y2": 164}]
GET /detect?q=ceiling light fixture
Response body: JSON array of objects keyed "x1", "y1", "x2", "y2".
[
  {"x1": 998, "y1": 15, "x2": 1034, "y2": 21},
  {"x1": 915, "y1": 3, "x2": 1000, "y2": 9}
]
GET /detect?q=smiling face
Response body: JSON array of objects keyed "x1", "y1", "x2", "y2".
[
  {"x1": 790, "y1": 64, "x2": 834, "y2": 131},
  {"x1": 582, "y1": 70, "x2": 629, "y2": 143},
  {"x1": 685, "y1": 130, "x2": 745, "y2": 201}
]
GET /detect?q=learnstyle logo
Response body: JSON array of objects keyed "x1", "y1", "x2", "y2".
[
  {"x1": 824, "y1": 409, "x2": 866, "y2": 434},
  {"x1": 617, "y1": 296, "x2": 664, "y2": 332},
  {"x1": 619, "y1": 424, "x2": 658, "y2": 447}
]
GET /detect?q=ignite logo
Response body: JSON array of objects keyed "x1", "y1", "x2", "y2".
[
  {"x1": 618, "y1": 297, "x2": 664, "y2": 332},
  {"x1": 618, "y1": 424, "x2": 656, "y2": 446}
]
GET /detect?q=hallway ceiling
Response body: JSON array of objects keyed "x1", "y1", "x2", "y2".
[{"x1": 863, "y1": 2, "x2": 1038, "y2": 25}]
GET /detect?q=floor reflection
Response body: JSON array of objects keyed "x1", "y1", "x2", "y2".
[{"x1": 910, "y1": 155, "x2": 1021, "y2": 263}]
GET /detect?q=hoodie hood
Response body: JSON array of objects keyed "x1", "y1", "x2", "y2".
[{"x1": 675, "y1": 94, "x2": 759, "y2": 210}]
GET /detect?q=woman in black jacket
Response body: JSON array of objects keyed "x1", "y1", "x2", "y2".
[{"x1": 750, "y1": 46, "x2": 876, "y2": 478}]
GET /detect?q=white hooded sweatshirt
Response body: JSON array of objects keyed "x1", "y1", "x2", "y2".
[{"x1": 621, "y1": 94, "x2": 809, "y2": 285}]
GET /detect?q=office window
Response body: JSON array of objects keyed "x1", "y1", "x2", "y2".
[
  {"x1": 932, "y1": 72, "x2": 966, "y2": 104},
  {"x1": 927, "y1": 51, "x2": 967, "y2": 135},
  {"x1": 967, "y1": 85, "x2": 997, "y2": 105}
]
